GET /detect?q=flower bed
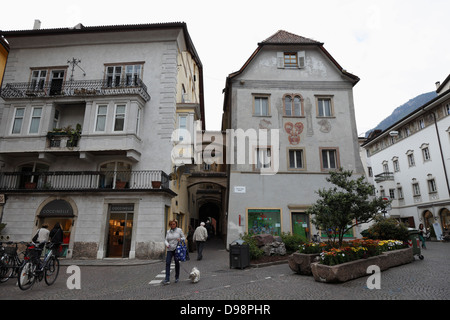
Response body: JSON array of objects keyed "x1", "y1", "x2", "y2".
[
  {"x1": 311, "y1": 247, "x2": 413, "y2": 283},
  {"x1": 289, "y1": 239, "x2": 408, "y2": 278}
]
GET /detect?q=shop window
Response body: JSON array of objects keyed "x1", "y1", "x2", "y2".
[{"x1": 247, "y1": 209, "x2": 281, "y2": 235}]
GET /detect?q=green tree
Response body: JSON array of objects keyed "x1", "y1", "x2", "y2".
[{"x1": 307, "y1": 168, "x2": 389, "y2": 247}]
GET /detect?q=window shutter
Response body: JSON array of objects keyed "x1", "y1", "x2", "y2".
[
  {"x1": 277, "y1": 52, "x2": 284, "y2": 68},
  {"x1": 298, "y1": 51, "x2": 306, "y2": 68}
]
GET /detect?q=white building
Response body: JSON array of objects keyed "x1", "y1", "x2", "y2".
[
  {"x1": 0, "y1": 22, "x2": 204, "y2": 259},
  {"x1": 223, "y1": 30, "x2": 364, "y2": 245},
  {"x1": 362, "y1": 76, "x2": 450, "y2": 239}
]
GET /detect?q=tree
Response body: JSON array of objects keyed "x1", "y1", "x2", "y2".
[{"x1": 307, "y1": 168, "x2": 390, "y2": 247}]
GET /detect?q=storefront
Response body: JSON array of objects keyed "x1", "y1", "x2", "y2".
[
  {"x1": 37, "y1": 199, "x2": 75, "y2": 258},
  {"x1": 106, "y1": 204, "x2": 134, "y2": 258}
]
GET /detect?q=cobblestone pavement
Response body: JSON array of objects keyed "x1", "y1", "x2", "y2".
[{"x1": 1, "y1": 239, "x2": 449, "y2": 301}]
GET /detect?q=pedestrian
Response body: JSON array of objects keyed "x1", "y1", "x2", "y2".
[
  {"x1": 193, "y1": 222, "x2": 208, "y2": 260},
  {"x1": 163, "y1": 220, "x2": 185, "y2": 285},
  {"x1": 32, "y1": 223, "x2": 50, "y2": 256},
  {"x1": 49, "y1": 222, "x2": 63, "y2": 256},
  {"x1": 418, "y1": 223, "x2": 427, "y2": 249},
  {"x1": 187, "y1": 225, "x2": 195, "y2": 253}
]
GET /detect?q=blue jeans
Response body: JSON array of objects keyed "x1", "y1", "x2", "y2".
[{"x1": 165, "y1": 250, "x2": 180, "y2": 282}]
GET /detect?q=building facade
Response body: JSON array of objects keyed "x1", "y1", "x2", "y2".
[
  {"x1": 362, "y1": 77, "x2": 450, "y2": 239},
  {"x1": 0, "y1": 22, "x2": 204, "y2": 259},
  {"x1": 223, "y1": 30, "x2": 364, "y2": 245}
]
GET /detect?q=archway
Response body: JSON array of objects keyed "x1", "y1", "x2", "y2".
[{"x1": 199, "y1": 202, "x2": 221, "y2": 239}]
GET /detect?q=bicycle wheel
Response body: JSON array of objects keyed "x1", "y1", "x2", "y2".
[
  {"x1": 44, "y1": 256, "x2": 59, "y2": 286},
  {"x1": 0, "y1": 256, "x2": 14, "y2": 283},
  {"x1": 18, "y1": 261, "x2": 36, "y2": 290}
]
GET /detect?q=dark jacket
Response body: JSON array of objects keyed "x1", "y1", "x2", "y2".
[{"x1": 49, "y1": 225, "x2": 63, "y2": 244}]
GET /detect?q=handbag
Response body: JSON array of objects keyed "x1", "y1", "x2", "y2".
[{"x1": 175, "y1": 240, "x2": 189, "y2": 262}]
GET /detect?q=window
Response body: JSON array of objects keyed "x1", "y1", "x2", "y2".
[
  {"x1": 397, "y1": 187, "x2": 404, "y2": 199},
  {"x1": 53, "y1": 109, "x2": 60, "y2": 129},
  {"x1": 389, "y1": 189, "x2": 396, "y2": 199},
  {"x1": 105, "y1": 63, "x2": 143, "y2": 87},
  {"x1": 95, "y1": 105, "x2": 107, "y2": 132},
  {"x1": 277, "y1": 51, "x2": 305, "y2": 69},
  {"x1": 125, "y1": 65, "x2": 142, "y2": 86},
  {"x1": 393, "y1": 159, "x2": 400, "y2": 172},
  {"x1": 136, "y1": 107, "x2": 141, "y2": 135},
  {"x1": 288, "y1": 149, "x2": 304, "y2": 169},
  {"x1": 106, "y1": 66, "x2": 122, "y2": 87},
  {"x1": 178, "y1": 115, "x2": 188, "y2": 141},
  {"x1": 30, "y1": 70, "x2": 47, "y2": 90},
  {"x1": 284, "y1": 53, "x2": 297, "y2": 67},
  {"x1": 404, "y1": 127, "x2": 411, "y2": 137},
  {"x1": 407, "y1": 153, "x2": 415, "y2": 167},
  {"x1": 317, "y1": 97, "x2": 333, "y2": 117},
  {"x1": 412, "y1": 182, "x2": 421, "y2": 196},
  {"x1": 12, "y1": 108, "x2": 25, "y2": 134},
  {"x1": 284, "y1": 94, "x2": 303, "y2": 116},
  {"x1": 418, "y1": 118, "x2": 425, "y2": 130},
  {"x1": 368, "y1": 166, "x2": 373, "y2": 177},
  {"x1": 422, "y1": 147, "x2": 431, "y2": 161},
  {"x1": 428, "y1": 179, "x2": 437, "y2": 193},
  {"x1": 382, "y1": 162, "x2": 389, "y2": 173},
  {"x1": 114, "y1": 104, "x2": 126, "y2": 131},
  {"x1": 29, "y1": 107, "x2": 42, "y2": 134},
  {"x1": 255, "y1": 147, "x2": 271, "y2": 169},
  {"x1": 247, "y1": 209, "x2": 281, "y2": 235},
  {"x1": 320, "y1": 148, "x2": 339, "y2": 170},
  {"x1": 253, "y1": 96, "x2": 269, "y2": 116}
]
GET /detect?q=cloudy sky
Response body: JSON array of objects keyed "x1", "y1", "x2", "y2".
[{"x1": 2, "y1": 0, "x2": 449, "y2": 134}]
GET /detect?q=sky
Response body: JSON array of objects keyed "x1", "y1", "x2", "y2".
[{"x1": 1, "y1": 0, "x2": 449, "y2": 134}]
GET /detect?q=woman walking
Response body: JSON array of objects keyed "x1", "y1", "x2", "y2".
[{"x1": 163, "y1": 220, "x2": 185, "y2": 285}]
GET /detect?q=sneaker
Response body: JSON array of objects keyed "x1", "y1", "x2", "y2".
[
  {"x1": 162, "y1": 280, "x2": 170, "y2": 285},
  {"x1": 175, "y1": 278, "x2": 179, "y2": 283}
]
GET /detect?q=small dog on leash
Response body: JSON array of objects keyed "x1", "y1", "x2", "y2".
[{"x1": 189, "y1": 267, "x2": 200, "y2": 283}]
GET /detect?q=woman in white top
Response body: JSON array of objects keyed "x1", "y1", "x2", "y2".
[{"x1": 163, "y1": 220, "x2": 185, "y2": 285}]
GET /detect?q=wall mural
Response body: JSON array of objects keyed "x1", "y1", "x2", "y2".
[{"x1": 284, "y1": 122, "x2": 304, "y2": 145}]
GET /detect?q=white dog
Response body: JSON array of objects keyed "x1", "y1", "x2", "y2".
[{"x1": 189, "y1": 267, "x2": 200, "y2": 283}]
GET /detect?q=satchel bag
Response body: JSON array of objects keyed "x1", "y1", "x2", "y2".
[{"x1": 175, "y1": 240, "x2": 189, "y2": 262}]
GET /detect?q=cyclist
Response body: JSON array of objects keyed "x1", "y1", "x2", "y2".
[
  {"x1": 49, "y1": 222, "x2": 63, "y2": 256},
  {"x1": 32, "y1": 224, "x2": 50, "y2": 249}
]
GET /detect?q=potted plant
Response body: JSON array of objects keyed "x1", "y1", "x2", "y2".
[
  {"x1": 24, "y1": 182, "x2": 37, "y2": 189},
  {"x1": 115, "y1": 180, "x2": 127, "y2": 189},
  {"x1": 151, "y1": 180, "x2": 162, "y2": 189}
]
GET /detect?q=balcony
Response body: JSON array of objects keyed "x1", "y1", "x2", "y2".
[
  {"x1": 374, "y1": 172, "x2": 394, "y2": 183},
  {"x1": 0, "y1": 170, "x2": 170, "y2": 191},
  {"x1": 0, "y1": 79, "x2": 150, "y2": 102}
]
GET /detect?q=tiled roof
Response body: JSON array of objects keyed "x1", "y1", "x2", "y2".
[{"x1": 259, "y1": 30, "x2": 322, "y2": 45}]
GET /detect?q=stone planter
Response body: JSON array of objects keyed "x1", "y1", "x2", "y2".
[
  {"x1": 311, "y1": 247, "x2": 413, "y2": 283},
  {"x1": 288, "y1": 252, "x2": 320, "y2": 275}
]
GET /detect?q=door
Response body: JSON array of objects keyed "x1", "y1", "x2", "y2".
[
  {"x1": 292, "y1": 212, "x2": 309, "y2": 241},
  {"x1": 50, "y1": 70, "x2": 65, "y2": 96},
  {"x1": 107, "y1": 212, "x2": 133, "y2": 258}
]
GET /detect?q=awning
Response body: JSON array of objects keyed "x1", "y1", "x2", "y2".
[{"x1": 39, "y1": 199, "x2": 74, "y2": 217}]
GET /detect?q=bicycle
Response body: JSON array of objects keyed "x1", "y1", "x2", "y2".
[
  {"x1": 18, "y1": 242, "x2": 60, "y2": 291},
  {"x1": 0, "y1": 241, "x2": 26, "y2": 283}
]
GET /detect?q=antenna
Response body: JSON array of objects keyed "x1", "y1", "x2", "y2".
[{"x1": 67, "y1": 57, "x2": 86, "y2": 80}]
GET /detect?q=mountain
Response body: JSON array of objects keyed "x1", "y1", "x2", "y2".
[{"x1": 365, "y1": 91, "x2": 438, "y2": 137}]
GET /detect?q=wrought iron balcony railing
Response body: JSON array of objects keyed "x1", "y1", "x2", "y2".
[
  {"x1": 374, "y1": 172, "x2": 394, "y2": 183},
  {"x1": 0, "y1": 78, "x2": 150, "y2": 102},
  {"x1": 0, "y1": 170, "x2": 169, "y2": 191}
]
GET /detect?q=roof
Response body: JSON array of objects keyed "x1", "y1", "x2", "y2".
[
  {"x1": 225, "y1": 30, "x2": 359, "y2": 88},
  {"x1": 437, "y1": 73, "x2": 450, "y2": 94},
  {"x1": 258, "y1": 30, "x2": 323, "y2": 46}
]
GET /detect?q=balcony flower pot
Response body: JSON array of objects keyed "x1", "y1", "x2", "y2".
[
  {"x1": 288, "y1": 252, "x2": 320, "y2": 275},
  {"x1": 152, "y1": 181, "x2": 162, "y2": 189},
  {"x1": 115, "y1": 181, "x2": 126, "y2": 189},
  {"x1": 24, "y1": 182, "x2": 37, "y2": 189}
]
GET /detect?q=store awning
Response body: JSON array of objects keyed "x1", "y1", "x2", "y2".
[{"x1": 39, "y1": 199, "x2": 74, "y2": 217}]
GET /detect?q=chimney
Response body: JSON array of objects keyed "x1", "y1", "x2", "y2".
[
  {"x1": 435, "y1": 81, "x2": 441, "y2": 90},
  {"x1": 33, "y1": 19, "x2": 41, "y2": 30}
]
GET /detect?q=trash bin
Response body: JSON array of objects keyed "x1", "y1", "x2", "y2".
[
  {"x1": 407, "y1": 229, "x2": 424, "y2": 260},
  {"x1": 229, "y1": 240, "x2": 250, "y2": 269}
]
